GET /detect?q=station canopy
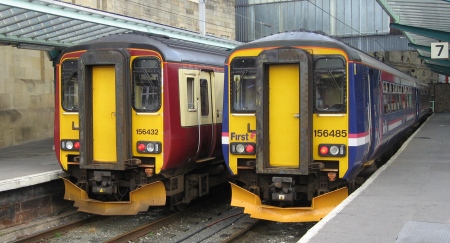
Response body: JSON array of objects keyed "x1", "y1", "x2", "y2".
[
  {"x1": 0, "y1": 0, "x2": 240, "y2": 54},
  {"x1": 377, "y1": 0, "x2": 450, "y2": 76}
]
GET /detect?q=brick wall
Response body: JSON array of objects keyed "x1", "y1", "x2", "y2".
[
  {"x1": 432, "y1": 83, "x2": 450, "y2": 113},
  {"x1": 0, "y1": 180, "x2": 72, "y2": 229},
  {"x1": 0, "y1": 47, "x2": 54, "y2": 147}
]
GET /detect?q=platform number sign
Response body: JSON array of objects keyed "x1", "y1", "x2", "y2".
[{"x1": 431, "y1": 42, "x2": 449, "y2": 59}]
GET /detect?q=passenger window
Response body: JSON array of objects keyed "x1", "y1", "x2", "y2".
[
  {"x1": 61, "y1": 60, "x2": 79, "y2": 112},
  {"x1": 200, "y1": 79, "x2": 209, "y2": 116},
  {"x1": 384, "y1": 94, "x2": 389, "y2": 114},
  {"x1": 230, "y1": 57, "x2": 256, "y2": 112},
  {"x1": 187, "y1": 77, "x2": 195, "y2": 109},
  {"x1": 132, "y1": 58, "x2": 161, "y2": 112},
  {"x1": 313, "y1": 57, "x2": 347, "y2": 113}
]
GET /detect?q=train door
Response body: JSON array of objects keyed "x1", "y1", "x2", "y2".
[
  {"x1": 199, "y1": 71, "x2": 214, "y2": 159},
  {"x1": 255, "y1": 48, "x2": 312, "y2": 175},
  {"x1": 92, "y1": 66, "x2": 117, "y2": 163},
  {"x1": 78, "y1": 50, "x2": 131, "y2": 170},
  {"x1": 367, "y1": 69, "x2": 381, "y2": 159},
  {"x1": 268, "y1": 64, "x2": 299, "y2": 166},
  {"x1": 363, "y1": 68, "x2": 372, "y2": 160},
  {"x1": 179, "y1": 69, "x2": 216, "y2": 160}
]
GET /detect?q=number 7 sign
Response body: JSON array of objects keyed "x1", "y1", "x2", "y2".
[{"x1": 431, "y1": 42, "x2": 449, "y2": 59}]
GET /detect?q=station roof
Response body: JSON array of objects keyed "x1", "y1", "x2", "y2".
[
  {"x1": 0, "y1": 0, "x2": 240, "y2": 54},
  {"x1": 1, "y1": 0, "x2": 450, "y2": 76},
  {"x1": 377, "y1": 0, "x2": 450, "y2": 76}
]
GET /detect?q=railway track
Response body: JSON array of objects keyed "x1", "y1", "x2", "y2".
[
  {"x1": 11, "y1": 215, "x2": 103, "y2": 243},
  {"x1": 8, "y1": 184, "x2": 314, "y2": 243}
]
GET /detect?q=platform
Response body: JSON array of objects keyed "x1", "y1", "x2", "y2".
[
  {"x1": 0, "y1": 138, "x2": 66, "y2": 192},
  {"x1": 300, "y1": 113, "x2": 450, "y2": 242}
]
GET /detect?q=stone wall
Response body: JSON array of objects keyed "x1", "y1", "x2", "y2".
[
  {"x1": 370, "y1": 50, "x2": 439, "y2": 84},
  {"x1": 0, "y1": 47, "x2": 54, "y2": 147},
  {"x1": 65, "y1": 0, "x2": 235, "y2": 40},
  {"x1": 0, "y1": 0, "x2": 235, "y2": 147}
]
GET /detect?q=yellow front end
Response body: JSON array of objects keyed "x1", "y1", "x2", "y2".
[
  {"x1": 58, "y1": 56, "x2": 82, "y2": 171},
  {"x1": 58, "y1": 50, "x2": 167, "y2": 215},
  {"x1": 312, "y1": 114, "x2": 349, "y2": 178},
  {"x1": 227, "y1": 46, "x2": 350, "y2": 222}
]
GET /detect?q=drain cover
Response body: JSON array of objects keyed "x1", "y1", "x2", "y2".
[{"x1": 396, "y1": 221, "x2": 450, "y2": 242}]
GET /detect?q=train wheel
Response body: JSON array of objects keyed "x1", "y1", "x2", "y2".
[
  {"x1": 175, "y1": 202, "x2": 187, "y2": 211},
  {"x1": 170, "y1": 194, "x2": 187, "y2": 211}
]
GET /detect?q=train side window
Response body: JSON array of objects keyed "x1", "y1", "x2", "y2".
[
  {"x1": 187, "y1": 77, "x2": 195, "y2": 109},
  {"x1": 200, "y1": 79, "x2": 209, "y2": 116},
  {"x1": 230, "y1": 57, "x2": 256, "y2": 112},
  {"x1": 384, "y1": 94, "x2": 389, "y2": 114},
  {"x1": 132, "y1": 58, "x2": 161, "y2": 112},
  {"x1": 313, "y1": 57, "x2": 347, "y2": 113},
  {"x1": 61, "y1": 60, "x2": 79, "y2": 112}
]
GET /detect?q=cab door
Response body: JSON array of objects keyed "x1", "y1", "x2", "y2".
[
  {"x1": 92, "y1": 65, "x2": 117, "y2": 163},
  {"x1": 255, "y1": 48, "x2": 312, "y2": 175},
  {"x1": 78, "y1": 50, "x2": 131, "y2": 170},
  {"x1": 268, "y1": 64, "x2": 299, "y2": 167}
]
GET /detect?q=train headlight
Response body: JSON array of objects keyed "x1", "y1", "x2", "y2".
[
  {"x1": 66, "y1": 141, "x2": 73, "y2": 150},
  {"x1": 137, "y1": 141, "x2": 161, "y2": 154},
  {"x1": 146, "y1": 143, "x2": 155, "y2": 152},
  {"x1": 230, "y1": 142, "x2": 256, "y2": 155},
  {"x1": 318, "y1": 144, "x2": 346, "y2": 157},
  {"x1": 329, "y1": 145, "x2": 339, "y2": 155},
  {"x1": 236, "y1": 144, "x2": 245, "y2": 153},
  {"x1": 61, "y1": 140, "x2": 80, "y2": 151}
]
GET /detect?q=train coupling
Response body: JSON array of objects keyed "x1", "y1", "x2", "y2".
[
  {"x1": 61, "y1": 177, "x2": 166, "y2": 215},
  {"x1": 90, "y1": 171, "x2": 114, "y2": 194},
  {"x1": 270, "y1": 177, "x2": 294, "y2": 203},
  {"x1": 230, "y1": 182, "x2": 348, "y2": 222}
]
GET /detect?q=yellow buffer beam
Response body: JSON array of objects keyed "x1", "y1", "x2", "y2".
[
  {"x1": 230, "y1": 182, "x2": 348, "y2": 222},
  {"x1": 62, "y1": 177, "x2": 166, "y2": 215}
]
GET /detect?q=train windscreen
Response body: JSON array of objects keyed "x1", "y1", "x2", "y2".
[
  {"x1": 61, "y1": 60, "x2": 79, "y2": 112},
  {"x1": 230, "y1": 57, "x2": 256, "y2": 112},
  {"x1": 313, "y1": 56, "x2": 347, "y2": 113},
  {"x1": 132, "y1": 58, "x2": 161, "y2": 112}
]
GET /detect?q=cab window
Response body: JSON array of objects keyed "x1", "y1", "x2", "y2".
[
  {"x1": 61, "y1": 60, "x2": 79, "y2": 112},
  {"x1": 132, "y1": 58, "x2": 161, "y2": 112},
  {"x1": 313, "y1": 57, "x2": 347, "y2": 113},
  {"x1": 230, "y1": 57, "x2": 256, "y2": 112}
]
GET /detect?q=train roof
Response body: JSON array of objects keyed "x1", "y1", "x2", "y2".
[
  {"x1": 58, "y1": 32, "x2": 230, "y2": 67},
  {"x1": 228, "y1": 31, "x2": 428, "y2": 87},
  {"x1": 227, "y1": 31, "x2": 362, "y2": 60}
]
